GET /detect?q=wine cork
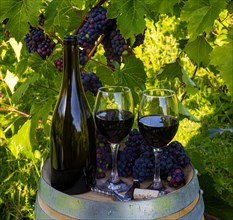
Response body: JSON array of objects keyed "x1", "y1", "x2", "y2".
[{"x1": 133, "y1": 188, "x2": 159, "y2": 200}]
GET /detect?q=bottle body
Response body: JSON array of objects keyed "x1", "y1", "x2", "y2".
[{"x1": 50, "y1": 35, "x2": 96, "y2": 194}]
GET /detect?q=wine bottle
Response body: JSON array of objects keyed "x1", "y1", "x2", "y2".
[{"x1": 50, "y1": 35, "x2": 96, "y2": 194}]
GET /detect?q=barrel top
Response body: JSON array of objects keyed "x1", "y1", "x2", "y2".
[{"x1": 36, "y1": 159, "x2": 201, "y2": 219}]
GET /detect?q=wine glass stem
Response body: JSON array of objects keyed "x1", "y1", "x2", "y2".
[
  {"x1": 110, "y1": 143, "x2": 120, "y2": 184},
  {"x1": 153, "y1": 148, "x2": 162, "y2": 189}
]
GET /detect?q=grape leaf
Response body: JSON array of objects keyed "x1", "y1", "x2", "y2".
[
  {"x1": 96, "y1": 65, "x2": 115, "y2": 86},
  {"x1": 179, "y1": 101, "x2": 199, "y2": 122},
  {"x1": 28, "y1": 53, "x2": 56, "y2": 80},
  {"x1": 157, "y1": 59, "x2": 197, "y2": 93},
  {"x1": 144, "y1": 0, "x2": 182, "y2": 16},
  {"x1": 184, "y1": 36, "x2": 213, "y2": 67},
  {"x1": 0, "y1": 0, "x2": 42, "y2": 42},
  {"x1": 30, "y1": 97, "x2": 55, "y2": 144},
  {"x1": 45, "y1": 0, "x2": 83, "y2": 36},
  {"x1": 181, "y1": 0, "x2": 227, "y2": 41},
  {"x1": 114, "y1": 56, "x2": 146, "y2": 105},
  {"x1": 8, "y1": 119, "x2": 33, "y2": 159},
  {"x1": 107, "y1": 0, "x2": 147, "y2": 39},
  {"x1": 210, "y1": 32, "x2": 233, "y2": 98},
  {"x1": 15, "y1": 58, "x2": 28, "y2": 75},
  {"x1": 11, "y1": 73, "x2": 39, "y2": 103}
]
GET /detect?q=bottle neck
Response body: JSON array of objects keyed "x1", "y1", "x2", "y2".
[{"x1": 62, "y1": 42, "x2": 82, "y2": 88}]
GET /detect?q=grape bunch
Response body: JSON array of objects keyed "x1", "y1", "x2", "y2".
[
  {"x1": 24, "y1": 14, "x2": 55, "y2": 60},
  {"x1": 24, "y1": 26, "x2": 55, "y2": 59},
  {"x1": 117, "y1": 129, "x2": 143, "y2": 177},
  {"x1": 81, "y1": 71, "x2": 102, "y2": 96},
  {"x1": 102, "y1": 29, "x2": 131, "y2": 68},
  {"x1": 133, "y1": 150, "x2": 154, "y2": 182},
  {"x1": 132, "y1": 140, "x2": 190, "y2": 186},
  {"x1": 77, "y1": 6, "x2": 144, "y2": 67},
  {"x1": 78, "y1": 6, "x2": 114, "y2": 65},
  {"x1": 167, "y1": 167, "x2": 185, "y2": 187},
  {"x1": 96, "y1": 130, "x2": 111, "y2": 179},
  {"x1": 116, "y1": 129, "x2": 190, "y2": 187},
  {"x1": 54, "y1": 59, "x2": 102, "y2": 96}
]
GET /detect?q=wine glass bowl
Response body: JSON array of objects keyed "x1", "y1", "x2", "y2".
[
  {"x1": 138, "y1": 89, "x2": 179, "y2": 193},
  {"x1": 94, "y1": 86, "x2": 134, "y2": 192}
]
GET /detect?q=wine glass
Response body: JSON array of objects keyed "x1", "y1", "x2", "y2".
[
  {"x1": 94, "y1": 86, "x2": 134, "y2": 192},
  {"x1": 138, "y1": 89, "x2": 179, "y2": 194}
]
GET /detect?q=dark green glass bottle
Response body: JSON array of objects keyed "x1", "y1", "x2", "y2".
[{"x1": 50, "y1": 35, "x2": 96, "y2": 194}]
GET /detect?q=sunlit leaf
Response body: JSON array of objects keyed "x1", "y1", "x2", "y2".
[
  {"x1": 184, "y1": 36, "x2": 213, "y2": 67},
  {"x1": 144, "y1": 0, "x2": 182, "y2": 16},
  {"x1": 8, "y1": 120, "x2": 33, "y2": 159},
  {"x1": 45, "y1": 0, "x2": 83, "y2": 36},
  {"x1": 178, "y1": 101, "x2": 199, "y2": 121},
  {"x1": 11, "y1": 73, "x2": 39, "y2": 103},
  {"x1": 4, "y1": 70, "x2": 19, "y2": 93},
  {"x1": 181, "y1": 0, "x2": 226, "y2": 40},
  {"x1": 157, "y1": 59, "x2": 198, "y2": 93},
  {"x1": 210, "y1": 30, "x2": 233, "y2": 98}
]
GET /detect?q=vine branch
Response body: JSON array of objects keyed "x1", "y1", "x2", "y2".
[{"x1": 0, "y1": 104, "x2": 30, "y2": 118}]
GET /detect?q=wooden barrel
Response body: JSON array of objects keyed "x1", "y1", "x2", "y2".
[{"x1": 35, "y1": 159, "x2": 204, "y2": 219}]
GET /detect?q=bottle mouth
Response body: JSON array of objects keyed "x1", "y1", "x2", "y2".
[{"x1": 64, "y1": 35, "x2": 78, "y2": 44}]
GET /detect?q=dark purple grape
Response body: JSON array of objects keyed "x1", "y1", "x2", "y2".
[
  {"x1": 78, "y1": 6, "x2": 114, "y2": 65},
  {"x1": 80, "y1": 71, "x2": 102, "y2": 96},
  {"x1": 167, "y1": 167, "x2": 185, "y2": 187},
  {"x1": 96, "y1": 130, "x2": 111, "y2": 179},
  {"x1": 39, "y1": 13, "x2": 45, "y2": 26},
  {"x1": 24, "y1": 26, "x2": 55, "y2": 59},
  {"x1": 132, "y1": 150, "x2": 154, "y2": 182},
  {"x1": 117, "y1": 130, "x2": 143, "y2": 177},
  {"x1": 54, "y1": 58, "x2": 63, "y2": 72}
]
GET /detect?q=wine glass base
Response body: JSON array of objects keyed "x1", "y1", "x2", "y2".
[
  {"x1": 147, "y1": 183, "x2": 167, "y2": 196},
  {"x1": 96, "y1": 179, "x2": 130, "y2": 193}
]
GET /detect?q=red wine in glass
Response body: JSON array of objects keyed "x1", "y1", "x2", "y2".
[
  {"x1": 94, "y1": 86, "x2": 134, "y2": 192},
  {"x1": 95, "y1": 109, "x2": 134, "y2": 144},
  {"x1": 138, "y1": 89, "x2": 179, "y2": 195},
  {"x1": 138, "y1": 115, "x2": 179, "y2": 148}
]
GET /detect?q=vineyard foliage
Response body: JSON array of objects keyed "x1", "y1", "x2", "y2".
[{"x1": 0, "y1": 0, "x2": 233, "y2": 219}]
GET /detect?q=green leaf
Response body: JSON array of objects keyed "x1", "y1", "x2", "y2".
[
  {"x1": 184, "y1": 36, "x2": 213, "y2": 67},
  {"x1": 11, "y1": 73, "x2": 39, "y2": 103},
  {"x1": 144, "y1": 0, "x2": 182, "y2": 16},
  {"x1": 8, "y1": 119, "x2": 33, "y2": 159},
  {"x1": 207, "y1": 127, "x2": 233, "y2": 138},
  {"x1": 181, "y1": 0, "x2": 227, "y2": 40},
  {"x1": 15, "y1": 58, "x2": 28, "y2": 75},
  {"x1": 0, "y1": 0, "x2": 42, "y2": 42},
  {"x1": 45, "y1": 0, "x2": 83, "y2": 36},
  {"x1": 28, "y1": 53, "x2": 56, "y2": 80},
  {"x1": 115, "y1": 56, "x2": 146, "y2": 105},
  {"x1": 96, "y1": 65, "x2": 115, "y2": 86},
  {"x1": 178, "y1": 101, "x2": 199, "y2": 121},
  {"x1": 210, "y1": 31, "x2": 233, "y2": 98},
  {"x1": 157, "y1": 59, "x2": 197, "y2": 92},
  {"x1": 107, "y1": 0, "x2": 147, "y2": 39},
  {"x1": 30, "y1": 97, "x2": 55, "y2": 144}
]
